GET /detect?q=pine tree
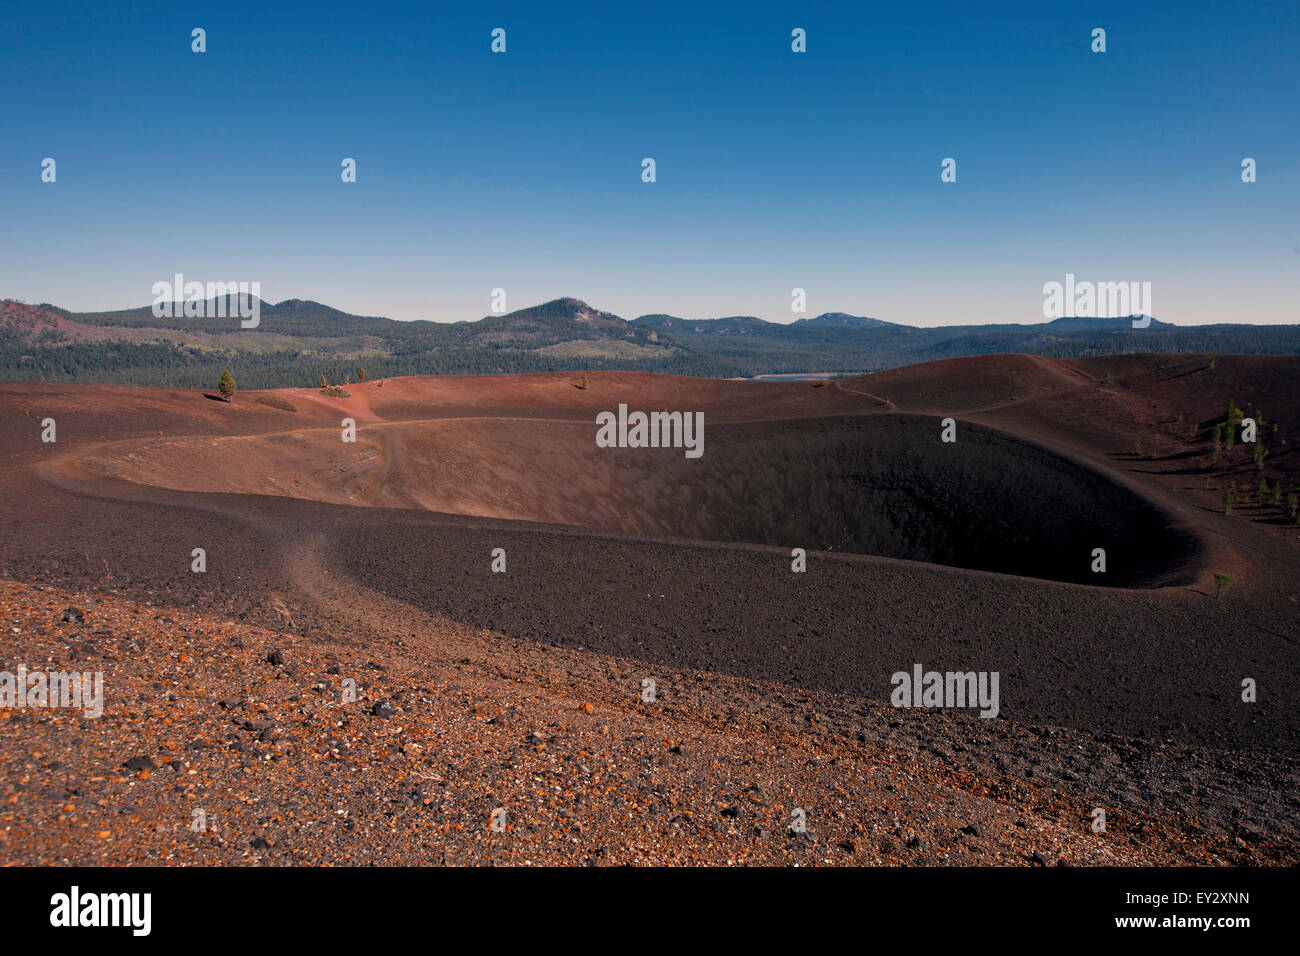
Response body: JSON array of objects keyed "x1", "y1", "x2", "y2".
[{"x1": 218, "y1": 369, "x2": 236, "y2": 402}]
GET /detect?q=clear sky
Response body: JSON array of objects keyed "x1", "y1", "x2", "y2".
[{"x1": 1, "y1": 0, "x2": 1296, "y2": 326}]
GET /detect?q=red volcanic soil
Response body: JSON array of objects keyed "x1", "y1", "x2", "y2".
[
  {"x1": 0, "y1": 356, "x2": 1296, "y2": 865},
  {"x1": 0, "y1": 301, "x2": 110, "y2": 345}
]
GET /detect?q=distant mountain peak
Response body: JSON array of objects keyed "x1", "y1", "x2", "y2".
[
  {"x1": 541, "y1": 297, "x2": 594, "y2": 310},
  {"x1": 1046, "y1": 314, "x2": 1173, "y2": 331},
  {"x1": 795, "y1": 312, "x2": 895, "y2": 328},
  {"x1": 496, "y1": 298, "x2": 626, "y2": 326}
]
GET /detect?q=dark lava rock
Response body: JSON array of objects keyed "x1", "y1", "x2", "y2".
[
  {"x1": 1032, "y1": 850, "x2": 1050, "y2": 866},
  {"x1": 962, "y1": 823, "x2": 982, "y2": 837},
  {"x1": 122, "y1": 756, "x2": 155, "y2": 772},
  {"x1": 401, "y1": 784, "x2": 429, "y2": 808},
  {"x1": 266, "y1": 650, "x2": 285, "y2": 666},
  {"x1": 61, "y1": 608, "x2": 84, "y2": 624},
  {"x1": 720, "y1": 805, "x2": 742, "y2": 819},
  {"x1": 372, "y1": 700, "x2": 397, "y2": 718}
]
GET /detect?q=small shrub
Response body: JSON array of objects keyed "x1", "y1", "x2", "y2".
[
  {"x1": 1214, "y1": 572, "x2": 1231, "y2": 599},
  {"x1": 255, "y1": 394, "x2": 297, "y2": 413},
  {"x1": 321, "y1": 386, "x2": 351, "y2": 398}
]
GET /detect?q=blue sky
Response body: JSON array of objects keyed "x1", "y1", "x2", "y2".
[{"x1": 1, "y1": 0, "x2": 1296, "y2": 326}]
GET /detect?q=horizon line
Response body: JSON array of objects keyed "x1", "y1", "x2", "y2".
[{"x1": 8, "y1": 294, "x2": 1282, "y2": 331}]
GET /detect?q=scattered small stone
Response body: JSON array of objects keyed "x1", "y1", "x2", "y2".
[{"x1": 372, "y1": 700, "x2": 396, "y2": 718}]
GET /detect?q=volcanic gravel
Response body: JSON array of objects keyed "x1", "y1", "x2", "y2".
[{"x1": 3, "y1": 580, "x2": 1291, "y2": 866}]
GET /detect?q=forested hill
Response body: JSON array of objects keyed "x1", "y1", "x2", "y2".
[{"x1": 2, "y1": 296, "x2": 1297, "y2": 388}]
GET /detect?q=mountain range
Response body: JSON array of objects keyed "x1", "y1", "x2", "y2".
[{"x1": 2, "y1": 296, "x2": 1297, "y2": 388}]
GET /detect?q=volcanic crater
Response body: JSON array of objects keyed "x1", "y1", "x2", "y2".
[{"x1": 71, "y1": 410, "x2": 1200, "y2": 587}]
